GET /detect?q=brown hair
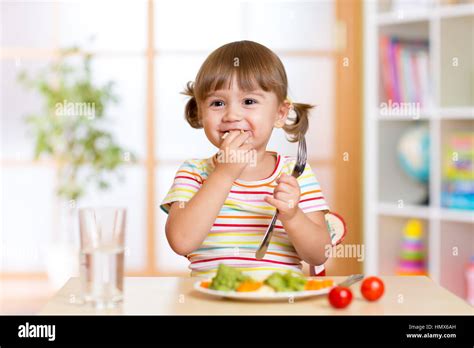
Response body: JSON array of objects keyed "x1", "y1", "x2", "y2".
[{"x1": 182, "y1": 40, "x2": 313, "y2": 142}]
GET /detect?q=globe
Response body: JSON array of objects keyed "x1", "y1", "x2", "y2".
[{"x1": 397, "y1": 125, "x2": 430, "y2": 183}]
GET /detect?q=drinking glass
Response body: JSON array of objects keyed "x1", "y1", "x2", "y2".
[{"x1": 78, "y1": 207, "x2": 126, "y2": 308}]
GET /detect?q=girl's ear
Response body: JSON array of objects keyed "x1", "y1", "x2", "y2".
[{"x1": 274, "y1": 100, "x2": 291, "y2": 128}]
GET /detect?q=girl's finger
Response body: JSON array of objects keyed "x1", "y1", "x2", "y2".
[
  {"x1": 238, "y1": 143, "x2": 254, "y2": 152},
  {"x1": 221, "y1": 130, "x2": 241, "y2": 145},
  {"x1": 277, "y1": 174, "x2": 298, "y2": 186},
  {"x1": 264, "y1": 195, "x2": 288, "y2": 211},
  {"x1": 274, "y1": 192, "x2": 296, "y2": 206},
  {"x1": 274, "y1": 182, "x2": 293, "y2": 194},
  {"x1": 230, "y1": 130, "x2": 252, "y2": 147}
]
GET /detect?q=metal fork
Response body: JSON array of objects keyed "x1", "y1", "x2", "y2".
[
  {"x1": 337, "y1": 274, "x2": 364, "y2": 287},
  {"x1": 255, "y1": 135, "x2": 307, "y2": 259}
]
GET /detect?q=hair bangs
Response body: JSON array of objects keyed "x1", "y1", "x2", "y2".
[{"x1": 194, "y1": 41, "x2": 287, "y2": 102}]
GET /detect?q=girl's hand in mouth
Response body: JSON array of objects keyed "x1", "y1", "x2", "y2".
[
  {"x1": 220, "y1": 129, "x2": 252, "y2": 140},
  {"x1": 214, "y1": 130, "x2": 254, "y2": 180}
]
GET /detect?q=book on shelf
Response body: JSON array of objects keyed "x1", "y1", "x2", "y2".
[
  {"x1": 442, "y1": 132, "x2": 474, "y2": 211},
  {"x1": 379, "y1": 36, "x2": 431, "y2": 108}
]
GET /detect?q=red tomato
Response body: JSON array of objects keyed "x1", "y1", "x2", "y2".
[
  {"x1": 361, "y1": 276, "x2": 385, "y2": 301},
  {"x1": 328, "y1": 286, "x2": 353, "y2": 309}
]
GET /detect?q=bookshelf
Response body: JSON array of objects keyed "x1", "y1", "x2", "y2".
[{"x1": 364, "y1": 0, "x2": 473, "y2": 301}]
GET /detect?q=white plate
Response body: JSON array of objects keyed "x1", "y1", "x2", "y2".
[{"x1": 193, "y1": 281, "x2": 333, "y2": 301}]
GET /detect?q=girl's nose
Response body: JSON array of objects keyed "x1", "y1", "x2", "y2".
[{"x1": 222, "y1": 104, "x2": 244, "y2": 122}]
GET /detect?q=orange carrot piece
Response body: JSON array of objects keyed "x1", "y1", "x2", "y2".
[
  {"x1": 236, "y1": 281, "x2": 263, "y2": 292},
  {"x1": 305, "y1": 280, "x2": 323, "y2": 290},
  {"x1": 304, "y1": 280, "x2": 314, "y2": 290},
  {"x1": 322, "y1": 279, "x2": 334, "y2": 287}
]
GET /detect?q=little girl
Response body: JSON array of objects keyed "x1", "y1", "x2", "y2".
[{"x1": 160, "y1": 40, "x2": 331, "y2": 279}]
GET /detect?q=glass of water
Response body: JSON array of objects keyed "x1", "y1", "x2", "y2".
[{"x1": 78, "y1": 207, "x2": 126, "y2": 308}]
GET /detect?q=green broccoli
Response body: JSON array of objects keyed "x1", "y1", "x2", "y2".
[
  {"x1": 210, "y1": 264, "x2": 250, "y2": 291},
  {"x1": 264, "y1": 271, "x2": 307, "y2": 292}
]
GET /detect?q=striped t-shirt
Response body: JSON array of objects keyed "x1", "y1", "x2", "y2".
[{"x1": 160, "y1": 151, "x2": 330, "y2": 279}]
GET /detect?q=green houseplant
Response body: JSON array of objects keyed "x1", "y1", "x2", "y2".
[
  {"x1": 18, "y1": 47, "x2": 136, "y2": 288},
  {"x1": 19, "y1": 47, "x2": 135, "y2": 201}
]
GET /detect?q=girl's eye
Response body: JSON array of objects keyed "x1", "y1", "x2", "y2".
[
  {"x1": 210, "y1": 100, "x2": 224, "y2": 107},
  {"x1": 244, "y1": 99, "x2": 258, "y2": 105}
]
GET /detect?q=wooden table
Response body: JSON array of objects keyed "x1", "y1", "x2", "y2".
[{"x1": 39, "y1": 276, "x2": 473, "y2": 315}]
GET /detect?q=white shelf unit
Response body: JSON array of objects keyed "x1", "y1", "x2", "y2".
[{"x1": 364, "y1": 0, "x2": 474, "y2": 301}]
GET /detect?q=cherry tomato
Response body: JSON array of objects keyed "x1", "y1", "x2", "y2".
[
  {"x1": 360, "y1": 276, "x2": 385, "y2": 301},
  {"x1": 328, "y1": 286, "x2": 353, "y2": 309}
]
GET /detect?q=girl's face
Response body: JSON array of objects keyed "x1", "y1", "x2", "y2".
[{"x1": 199, "y1": 76, "x2": 289, "y2": 152}]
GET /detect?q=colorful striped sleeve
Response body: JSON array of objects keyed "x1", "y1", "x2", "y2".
[
  {"x1": 297, "y1": 162, "x2": 330, "y2": 213},
  {"x1": 160, "y1": 159, "x2": 204, "y2": 214}
]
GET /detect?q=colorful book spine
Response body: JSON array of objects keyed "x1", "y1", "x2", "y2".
[
  {"x1": 416, "y1": 50, "x2": 430, "y2": 108},
  {"x1": 379, "y1": 36, "x2": 394, "y2": 101},
  {"x1": 442, "y1": 132, "x2": 474, "y2": 210},
  {"x1": 379, "y1": 36, "x2": 430, "y2": 106}
]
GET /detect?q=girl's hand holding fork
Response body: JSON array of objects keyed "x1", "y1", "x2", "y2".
[{"x1": 264, "y1": 173, "x2": 301, "y2": 222}]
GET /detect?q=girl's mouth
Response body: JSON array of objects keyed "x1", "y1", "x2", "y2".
[{"x1": 219, "y1": 129, "x2": 253, "y2": 139}]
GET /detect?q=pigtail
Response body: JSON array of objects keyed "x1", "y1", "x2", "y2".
[
  {"x1": 282, "y1": 102, "x2": 314, "y2": 142},
  {"x1": 182, "y1": 81, "x2": 202, "y2": 129}
]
